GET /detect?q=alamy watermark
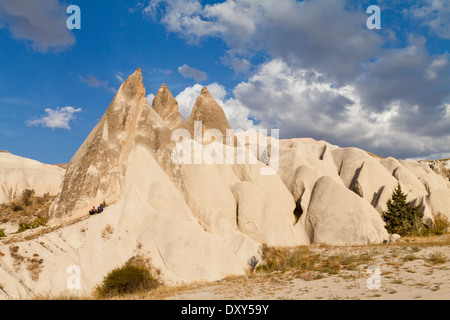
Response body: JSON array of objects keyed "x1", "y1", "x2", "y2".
[
  {"x1": 66, "y1": 265, "x2": 81, "y2": 290},
  {"x1": 366, "y1": 265, "x2": 381, "y2": 290},
  {"x1": 67, "y1": 5, "x2": 81, "y2": 30},
  {"x1": 170, "y1": 121, "x2": 279, "y2": 175},
  {"x1": 367, "y1": 5, "x2": 381, "y2": 30}
]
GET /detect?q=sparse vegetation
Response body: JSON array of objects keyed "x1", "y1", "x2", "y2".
[
  {"x1": 95, "y1": 257, "x2": 160, "y2": 298},
  {"x1": 426, "y1": 212, "x2": 450, "y2": 236},
  {"x1": 16, "y1": 216, "x2": 47, "y2": 233},
  {"x1": 256, "y1": 245, "x2": 320, "y2": 273},
  {"x1": 10, "y1": 203, "x2": 24, "y2": 212},
  {"x1": 0, "y1": 192, "x2": 55, "y2": 235},
  {"x1": 21, "y1": 189, "x2": 35, "y2": 206},
  {"x1": 382, "y1": 183, "x2": 425, "y2": 236},
  {"x1": 256, "y1": 245, "x2": 376, "y2": 276},
  {"x1": 426, "y1": 252, "x2": 447, "y2": 265}
]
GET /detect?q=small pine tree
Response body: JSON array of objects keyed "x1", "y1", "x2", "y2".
[{"x1": 382, "y1": 183, "x2": 424, "y2": 236}]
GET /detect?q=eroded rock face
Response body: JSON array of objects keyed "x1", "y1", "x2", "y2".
[
  {"x1": 152, "y1": 84, "x2": 189, "y2": 131},
  {"x1": 305, "y1": 176, "x2": 389, "y2": 245},
  {"x1": 0, "y1": 152, "x2": 65, "y2": 204},
  {"x1": 3, "y1": 68, "x2": 450, "y2": 299},
  {"x1": 187, "y1": 87, "x2": 232, "y2": 144},
  {"x1": 49, "y1": 69, "x2": 173, "y2": 222},
  {"x1": 32, "y1": 69, "x2": 304, "y2": 299}
]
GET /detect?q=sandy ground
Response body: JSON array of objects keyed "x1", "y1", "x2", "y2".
[{"x1": 136, "y1": 240, "x2": 450, "y2": 300}]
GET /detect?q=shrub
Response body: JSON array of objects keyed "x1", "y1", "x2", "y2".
[
  {"x1": 426, "y1": 252, "x2": 447, "y2": 264},
  {"x1": 21, "y1": 189, "x2": 35, "y2": 206},
  {"x1": 96, "y1": 263, "x2": 159, "y2": 297},
  {"x1": 429, "y1": 212, "x2": 449, "y2": 235},
  {"x1": 0, "y1": 229, "x2": 6, "y2": 238},
  {"x1": 256, "y1": 244, "x2": 319, "y2": 273},
  {"x1": 16, "y1": 216, "x2": 47, "y2": 233},
  {"x1": 31, "y1": 216, "x2": 47, "y2": 228},
  {"x1": 10, "y1": 203, "x2": 23, "y2": 212},
  {"x1": 17, "y1": 223, "x2": 31, "y2": 233},
  {"x1": 382, "y1": 183, "x2": 425, "y2": 236}
]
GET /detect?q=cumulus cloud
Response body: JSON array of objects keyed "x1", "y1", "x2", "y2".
[
  {"x1": 146, "y1": 0, "x2": 383, "y2": 82},
  {"x1": 147, "y1": 0, "x2": 450, "y2": 159},
  {"x1": 178, "y1": 64, "x2": 208, "y2": 82},
  {"x1": 0, "y1": 0, "x2": 75, "y2": 52},
  {"x1": 171, "y1": 59, "x2": 450, "y2": 159},
  {"x1": 228, "y1": 59, "x2": 450, "y2": 159},
  {"x1": 26, "y1": 106, "x2": 82, "y2": 130}
]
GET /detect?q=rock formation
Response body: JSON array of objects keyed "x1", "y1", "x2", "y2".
[
  {"x1": 187, "y1": 87, "x2": 232, "y2": 144},
  {"x1": 1, "y1": 68, "x2": 450, "y2": 299},
  {"x1": 0, "y1": 151, "x2": 65, "y2": 204},
  {"x1": 151, "y1": 84, "x2": 189, "y2": 131},
  {"x1": 49, "y1": 68, "x2": 174, "y2": 222}
]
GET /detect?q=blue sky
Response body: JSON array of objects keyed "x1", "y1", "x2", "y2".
[{"x1": 0, "y1": 0, "x2": 449, "y2": 164}]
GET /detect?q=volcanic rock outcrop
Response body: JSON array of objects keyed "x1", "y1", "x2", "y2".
[
  {"x1": 151, "y1": 84, "x2": 189, "y2": 131},
  {"x1": 1, "y1": 68, "x2": 450, "y2": 299},
  {"x1": 187, "y1": 87, "x2": 233, "y2": 144},
  {"x1": 0, "y1": 151, "x2": 65, "y2": 204}
]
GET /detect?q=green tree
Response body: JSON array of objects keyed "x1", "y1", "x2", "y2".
[{"x1": 382, "y1": 183, "x2": 424, "y2": 236}]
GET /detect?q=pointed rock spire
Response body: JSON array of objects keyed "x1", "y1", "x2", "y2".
[
  {"x1": 187, "y1": 86, "x2": 232, "y2": 143},
  {"x1": 152, "y1": 84, "x2": 188, "y2": 131},
  {"x1": 49, "y1": 69, "x2": 172, "y2": 222}
]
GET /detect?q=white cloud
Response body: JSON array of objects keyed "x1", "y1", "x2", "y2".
[
  {"x1": 148, "y1": 0, "x2": 450, "y2": 159},
  {"x1": 0, "y1": 0, "x2": 75, "y2": 52},
  {"x1": 175, "y1": 83, "x2": 208, "y2": 119},
  {"x1": 146, "y1": 93, "x2": 155, "y2": 106},
  {"x1": 225, "y1": 59, "x2": 450, "y2": 159},
  {"x1": 411, "y1": 0, "x2": 450, "y2": 39},
  {"x1": 175, "y1": 82, "x2": 260, "y2": 130},
  {"x1": 147, "y1": 0, "x2": 383, "y2": 82},
  {"x1": 26, "y1": 106, "x2": 82, "y2": 130},
  {"x1": 178, "y1": 64, "x2": 207, "y2": 82}
]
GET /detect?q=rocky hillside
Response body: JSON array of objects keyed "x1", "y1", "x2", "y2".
[
  {"x1": 420, "y1": 159, "x2": 450, "y2": 181},
  {"x1": 0, "y1": 152, "x2": 65, "y2": 205},
  {"x1": 0, "y1": 69, "x2": 449, "y2": 299}
]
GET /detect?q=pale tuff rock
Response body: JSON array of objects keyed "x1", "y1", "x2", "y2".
[
  {"x1": 0, "y1": 152, "x2": 65, "y2": 204},
  {"x1": 423, "y1": 189, "x2": 450, "y2": 220},
  {"x1": 232, "y1": 181, "x2": 307, "y2": 246},
  {"x1": 152, "y1": 84, "x2": 189, "y2": 131},
  {"x1": 187, "y1": 87, "x2": 232, "y2": 143},
  {"x1": 421, "y1": 159, "x2": 450, "y2": 180},
  {"x1": 49, "y1": 68, "x2": 174, "y2": 223},
  {"x1": 2, "y1": 68, "x2": 450, "y2": 299},
  {"x1": 305, "y1": 176, "x2": 389, "y2": 246}
]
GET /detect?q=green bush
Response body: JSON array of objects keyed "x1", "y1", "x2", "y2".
[
  {"x1": 0, "y1": 229, "x2": 6, "y2": 238},
  {"x1": 96, "y1": 264, "x2": 159, "y2": 297},
  {"x1": 382, "y1": 183, "x2": 425, "y2": 236},
  {"x1": 17, "y1": 223, "x2": 31, "y2": 233},
  {"x1": 31, "y1": 216, "x2": 47, "y2": 228},
  {"x1": 16, "y1": 216, "x2": 47, "y2": 233}
]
